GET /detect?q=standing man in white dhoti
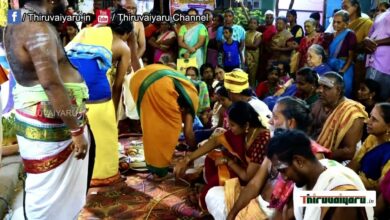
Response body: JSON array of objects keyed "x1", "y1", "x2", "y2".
[
  {"x1": 4, "y1": 0, "x2": 90, "y2": 219},
  {"x1": 120, "y1": 0, "x2": 146, "y2": 121},
  {"x1": 123, "y1": 0, "x2": 146, "y2": 65}
]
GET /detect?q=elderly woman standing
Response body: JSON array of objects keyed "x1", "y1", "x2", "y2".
[
  {"x1": 343, "y1": 0, "x2": 373, "y2": 97},
  {"x1": 148, "y1": 21, "x2": 177, "y2": 64},
  {"x1": 296, "y1": 19, "x2": 325, "y2": 69},
  {"x1": 270, "y1": 17, "x2": 294, "y2": 65},
  {"x1": 343, "y1": 0, "x2": 373, "y2": 43},
  {"x1": 245, "y1": 17, "x2": 262, "y2": 87},
  {"x1": 178, "y1": 8, "x2": 209, "y2": 69},
  {"x1": 327, "y1": 10, "x2": 357, "y2": 98}
]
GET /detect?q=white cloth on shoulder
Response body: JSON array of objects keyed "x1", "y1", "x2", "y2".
[{"x1": 293, "y1": 159, "x2": 374, "y2": 220}]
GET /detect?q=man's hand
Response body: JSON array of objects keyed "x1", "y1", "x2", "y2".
[
  {"x1": 188, "y1": 47, "x2": 196, "y2": 53},
  {"x1": 183, "y1": 52, "x2": 191, "y2": 59},
  {"x1": 363, "y1": 37, "x2": 377, "y2": 53},
  {"x1": 71, "y1": 134, "x2": 88, "y2": 159},
  {"x1": 215, "y1": 157, "x2": 228, "y2": 166},
  {"x1": 227, "y1": 212, "x2": 236, "y2": 220}
]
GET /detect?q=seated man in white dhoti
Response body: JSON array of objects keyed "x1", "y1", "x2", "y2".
[{"x1": 3, "y1": 0, "x2": 90, "y2": 219}]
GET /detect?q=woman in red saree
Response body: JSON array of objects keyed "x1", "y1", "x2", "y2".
[
  {"x1": 148, "y1": 21, "x2": 177, "y2": 64},
  {"x1": 174, "y1": 101, "x2": 270, "y2": 210}
]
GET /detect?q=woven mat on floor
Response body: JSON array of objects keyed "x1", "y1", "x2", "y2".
[{"x1": 80, "y1": 136, "x2": 208, "y2": 220}]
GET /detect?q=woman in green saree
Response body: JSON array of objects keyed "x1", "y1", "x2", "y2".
[{"x1": 178, "y1": 8, "x2": 209, "y2": 69}]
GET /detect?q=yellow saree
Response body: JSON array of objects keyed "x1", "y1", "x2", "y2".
[
  {"x1": 66, "y1": 27, "x2": 120, "y2": 186},
  {"x1": 224, "y1": 178, "x2": 268, "y2": 220},
  {"x1": 245, "y1": 31, "x2": 262, "y2": 87},
  {"x1": 348, "y1": 17, "x2": 373, "y2": 43}
]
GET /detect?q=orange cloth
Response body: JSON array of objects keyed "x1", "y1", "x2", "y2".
[
  {"x1": 130, "y1": 64, "x2": 198, "y2": 169},
  {"x1": 348, "y1": 17, "x2": 373, "y2": 43},
  {"x1": 224, "y1": 178, "x2": 268, "y2": 220},
  {"x1": 317, "y1": 99, "x2": 368, "y2": 151}
]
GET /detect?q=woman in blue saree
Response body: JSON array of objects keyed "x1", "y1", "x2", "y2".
[
  {"x1": 178, "y1": 8, "x2": 209, "y2": 69},
  {"x1": 327, "y1": 10, "x2": 357, "y2": 98},
  {"x1": 348, "y1": 103, "x2": 390, "y2": 190}
]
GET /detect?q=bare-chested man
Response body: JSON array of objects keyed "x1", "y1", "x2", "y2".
[
  {"x1": 118, "y1": 0, "x2": 145, "y2": 123},
  {"x1": 123, "y1": 0, "x2": 145, "y2": 71},
  {"x1": 4, "y1": 0, "x2": 89, "y2": 218}
]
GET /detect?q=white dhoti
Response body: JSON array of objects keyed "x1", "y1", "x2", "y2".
[
  {"x1": 205, "y1": 186, "x2": 228, "y2": 220},
  {"x1": 122, "y1": 71, "x2": 139, "y2": 120},
  {"x1": 205, "y1": 179, "x2": 274, "y2": 220},
  {"x1": 118, "y1": 59, "x2": 144, "y2": 121},
  {"x1": 16, "y1": 113, "x2": 90, "y2": 220}
]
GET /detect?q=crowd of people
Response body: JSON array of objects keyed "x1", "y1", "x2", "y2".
[{"x1": 1, "y1": 0, "x2": 390, "y2": 219}]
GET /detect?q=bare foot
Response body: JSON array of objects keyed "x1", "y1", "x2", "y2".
[{"x1": 146, "y1": 173, "x2": 174, "y2": 182}]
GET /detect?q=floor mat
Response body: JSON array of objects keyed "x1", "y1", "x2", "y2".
[
  {"x1": 79, "y1": 173, "x2": 206, "y2": 220},
  {"x1": 80, "y1": 136, "x2": 209, "y2": 220}
]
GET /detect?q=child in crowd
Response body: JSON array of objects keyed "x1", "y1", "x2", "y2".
[
  {"x1": 62, "y1": 21, "x2": 79, "y2": 46},
  {"x1": 276, "y1": 61, "x2": 291, "y2": 83},
  {"x1": 255, "y1": 65, "x2": 282, "y2": 99},
  {"x1": 222, "y1": 26, "x2": 242, "y2": 72},
  {"x1": 215, "y1": 85, "x2": 233, "y2": 129}
]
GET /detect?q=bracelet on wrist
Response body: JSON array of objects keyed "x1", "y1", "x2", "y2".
[{"x1": 70, "y1": 125, "x2": 84, "y2": 137}]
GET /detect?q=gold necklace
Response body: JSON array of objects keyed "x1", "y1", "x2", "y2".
[{"x1": 245, "y1": 128, "x2": 258, "y2": 146}]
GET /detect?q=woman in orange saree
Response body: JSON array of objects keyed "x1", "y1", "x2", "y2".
[{"x1": 130, "y1": 64, "x2": 199, "y2": 177}]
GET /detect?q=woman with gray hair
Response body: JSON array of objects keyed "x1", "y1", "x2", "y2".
[
  {"x1": 307, "y1": 44, "x2": 332, "y2": 75},
  {"x1": 296, "y1": 18, "x2": 325, "y2": 69},
  {"x1": 327, "y1": 9, "x2": 357, "y2": 98}
]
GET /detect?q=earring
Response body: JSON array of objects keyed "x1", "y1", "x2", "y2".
[
  {"x1": 245, "y1": 127, "x2": 249, "y2": 134},
  {"x1": 387, "y1": 130, "x2": 390, "y2": 142}
]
